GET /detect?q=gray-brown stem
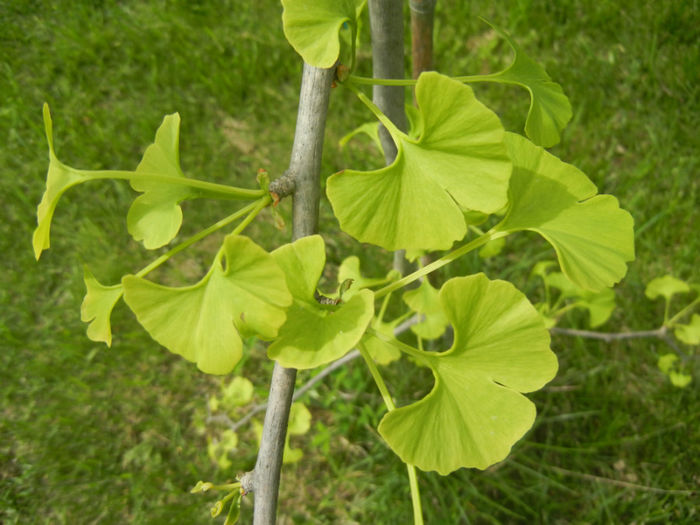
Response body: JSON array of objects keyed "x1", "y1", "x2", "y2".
[{"x1": 251, "y1": 63, "x2": 334, "y2": 525}]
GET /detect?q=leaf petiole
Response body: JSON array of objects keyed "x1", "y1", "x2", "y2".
[
  {"x1": 211, "y1": 195, "x2": 272, "y2": 266},
  {"x1": 357, "y1": 341, "x2": 424, "y2": 525},
  {"x1": 136, "y1": 197, "x2": 269, "y2": 278},
  {"x1": 342, "y1": 82, "x2": 404, "y2": 140},
  {"x1": 667, "y1": 296, "x2": 700, "y2": 327},
  {"x1": 365, "y1": 327, "x2": 430, "y2": 364},
  {"x1": 374, "y1": 230, "x2": 508, "y2": 299},
  {"x1": 63, "y1": 164, "x2": 265, "y2": 200},
  {"x1": 347, "y1": 74, "x2": 417, "y2": 87}
]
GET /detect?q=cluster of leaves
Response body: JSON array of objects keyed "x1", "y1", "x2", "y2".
[
  {"x1": 202, "y1": 376, "x2": 312, "y2": 470},
  {"x1": 531, "y1": 265, "x2": 698, "y2": 387},
  {"x1": 32, "y1": 0, "x2": 637, "y2": 521},
  {"x1": 645, "y1": 275, "x2": 699, "y2": 387}
]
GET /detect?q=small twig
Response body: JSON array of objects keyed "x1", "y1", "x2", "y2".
[
  {"x1": 550, "y1": 326, "x2": 667, "y2": 342},
  {"x1": 546, "y1": 465, "x2": 696, "y2": 496}
]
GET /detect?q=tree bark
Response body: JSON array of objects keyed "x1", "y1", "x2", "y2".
[
  {"x1": 251, "y1": 62, "x2": 334, "y2": 525},
  {"x1": 410, "y1": 0, "x2": 436, "y2": 78}
]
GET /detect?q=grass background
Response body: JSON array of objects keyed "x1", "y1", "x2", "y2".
[{"x1": 1, "y1": 0, "x2": 697, "y2": 523}]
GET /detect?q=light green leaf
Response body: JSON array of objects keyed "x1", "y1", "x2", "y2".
[
  {"x1": 403, "y1": 280, "x2": 448, "y2": 340},
  {"x1": 281, "y1": 0, "x2": 366, "y2": 68},
  {"x1": 33, "y1": 104, "x2": 98, "y2": 260},
  {"x1": 220, "y1": 376, "x2": 255, "y2": 408},
  {"x1": 224, "y1": 492, "x2": 242, "y2": 525},
  {"x1": 545, "y1": 272, "x2": 616, "y2": 327},
  {"x1": 339, "y1": 121, "x2": 382, "y2": 152},
  {"x1": 478, "y1": 236, "x2": 506, "y2": 259},
  {"x1": 267, "y1": 236, "x2": 374, "y2": 369},
  {"x1": 122, "y1": 235, "x2": 292, "y2": 375},
  {"x1": 495, "y1": 133, "x2": 634, "y2": 291},
  {"x1": 668, "y1": 371, "x2": 692, "y2": 388},
  {"x1": 476, "y1": 20, "x2": 573, "y2": 147},
  {"x1": 404, "y1": 104, "x2": 423, "y2": 140},
  {"x1": 675, "y1": 314, "x2": 700, "y2": 345},
  {"x1": 207, "y1": 429, "x2": 238, "y2": 470},
  {"x1": 327, "y1": 72, "x2": 511, "y2": 251},
  {"x1": 531, "y1": 260, "x2": 558, "y2": 279},
  {"x1": 379, "y1": 274, "x2": 557, "y2": 474},
  {"x1": 337, "y1": 255, "x2": 393, "y2": 299},
  {"x1": 288, "y1": 402, "x2": 312, "y2": 435},
  {"x1": 657, "y1": 353, "x2": 678, "y2": 374},
  {"x1": 362, "y1": 318, "x2": 401, "y2": 365},
  {"x1": 80, "y1": 267, "x2": 123, "y2": 346},
  {"x1": 127, "y1": 113, "x2": 197, "y2": 249},
  {"x1": 645, "y1": 275, "x2": 690, "y2": 302}
]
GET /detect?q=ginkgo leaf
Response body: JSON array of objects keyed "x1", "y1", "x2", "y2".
[
  {"x1": 33, "y1": 104, "x2": 99, "y2": 260},
  {"x1": 545, "y1": 272, "x2": 616, "y2": 328},
  {"x1": 675, "y1": 314, "x2": 700, "y2": 345},
  {"x1": 327, "y1": 72, "x2": 511, "y2": 251},
  {"x1": 80, "y1": 267, "x2": 123, "y2": 346},
  {"x1": 288, "y1": 402, "x2": 312, "y2": 436},
  {"x1": 644, "y1": 275, "x2": 690, "y2": 302},
  {"x1": 470, "y1": 20, "x2": 573, "y2": 147},
  {"x1": 378, "y1": 274, "x2": 557, "y2": 474},
  {"x1": 403, "y1": 280, "x2": 448, "y2": 340},
  {"x1": 122, "y1": 235, "x2": 292, "y2": 375},
  {"x1": 267, "y1": 235, "x2": 374, "y2": 369},
  {"x1": 337, "y1": 255, "x2": 395, "y2": 299},
  {"x1": 478, "y1": 236, "x2": 506, "y2": 259},
  {"x1": 494, "y1": 133, "x2": 634, "y2": 291},
  {"x1": 281, "y1": 0, "x2": 366, "y2": 68},
  {"x1": 127, "y1": 113, "x2": 197, "y2": 249},
  {"x1": 361, "y1": 318, "x2": 401, "y2": 365},
  {"x1": 339, "y1": 122, "x2": 382, "y2": 153},
  {"x1": 220, "y1": 376, "x2": 255, "y2": 408}
]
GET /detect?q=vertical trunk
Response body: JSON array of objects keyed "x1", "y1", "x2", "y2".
[
  {"x1": 252, "y1": 63, "x2": 334, "y2": 525},
  {"x1": 368, "y1": 0, "x2": 409, "y2": 274},
  {"x1": 369, "y1": 0, "x2": 408, "y2": 162},
  {"x1": 410, "y1": 0, "x2": 436, "y2": 78}
]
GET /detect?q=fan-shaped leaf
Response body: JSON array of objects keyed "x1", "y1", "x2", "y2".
[
  {"x1": 339, "y1": 122, "x2": 382, "y2": 152},
  {"x1": 361, "y1": 318, "x2": 401, "y2": 365},
  {"x1": 495, "y1": 133, "x2": 634, "y2": 291},
  {"x1": 379, "y1": 274, "x2": 557, "y2": 474},
  {"x1": 281, "y1": 0, "x2": 366, "y2": 68},
  {"x1": 80, "y1": 267, "x2": 123, "y2": 346},
  {"x1": 33, "y1": 104, "x2": 100, "y2": 260},
  {"x1": 403, "y1": 280, "x2": 448, "y2": 340},
  {"x1": 267, "y1": 236, "x2": 374, "y2": 369},
  {"x1": 122, "y1": 235, "x2": 292, "y2": 375},
  {"x1": 545, "y1": 271, "x2": 616, "y2": 327},
  {"x1": 675, "y1": 314, "x2": 700, "y2": 345},
  {"x1": 645, "y1": 275, "x2": 690, "y2": 302},
  {"x1": 475, "y1": 20, "x2": 572, "y2": 147},
  {"x1": 337, "y1": 255, "x2": 395, "y2": 299},
  {"x1": 127, "y1": 113, "x2": 197, "y2": 249},
  {"x1": 327, "y1": 72, "x2": 511, "y2": 251}
]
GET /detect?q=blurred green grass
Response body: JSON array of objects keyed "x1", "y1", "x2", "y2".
[{"x1": 1, "y1": 0, "x2": 698, "y2": 523}]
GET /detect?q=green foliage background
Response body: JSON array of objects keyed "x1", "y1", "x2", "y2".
[{"x1": 1, "y1": 0, "x2": 697, "y2": 523}]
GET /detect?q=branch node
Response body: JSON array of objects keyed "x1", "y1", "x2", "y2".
[
  {"x1": 268, "y1": 170, "x2": 295, "y2": 203},
  {"x1": 240, "y1": 470, "x2": 256, "y2": 495}
]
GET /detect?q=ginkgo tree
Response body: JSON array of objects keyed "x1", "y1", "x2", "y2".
[{"x1": 32, "y1": 0, "x2": 635, "y2": 523}]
